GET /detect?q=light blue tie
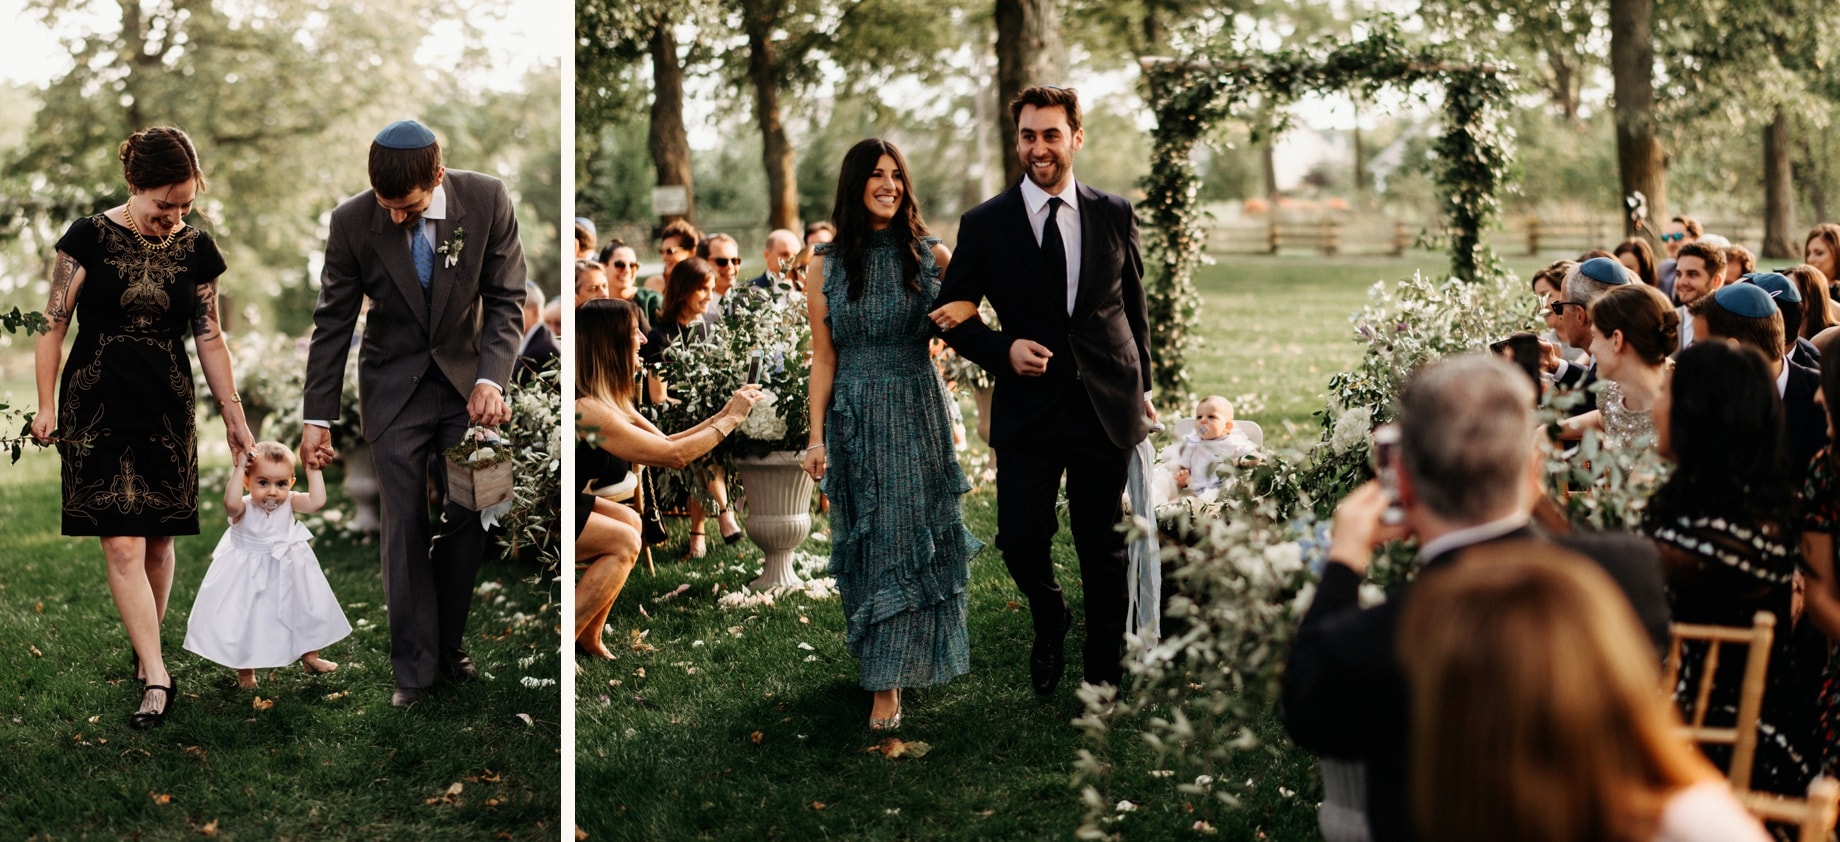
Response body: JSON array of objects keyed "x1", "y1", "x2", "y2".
[{"x1": 411, "y1": 223, "x2": 434, "y2": 290}]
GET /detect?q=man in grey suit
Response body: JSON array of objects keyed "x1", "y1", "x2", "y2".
[{"x1": 301, "y1": 120, "x2": 526, "y2": 707}]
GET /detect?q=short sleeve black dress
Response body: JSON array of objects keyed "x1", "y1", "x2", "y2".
[{"x1": 54, "y1": 214, "x2": 226, "y2": 536}]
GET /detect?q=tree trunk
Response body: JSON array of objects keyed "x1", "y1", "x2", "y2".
[
  {"x1": 1609, "y1": 0, "x2": 1665, "y2": 237},
  {"x1": 1351, "y1": 92, "x2": 1367, "y2": 195},
  {"x1": 744, "y1": 0, "x2": 798, "y2": 231},
  {"x1": 648, "y1": 17, "x2": 694, "y2": 226},
  {"x1": 994, "y1": 0, "x2": 1066, "y2": 188},
  {"x1": 1262, "y1": 109, "x2": 1279, "y2": 203},
  {"x1": 1762, "y1": 106, "x2": 1794, "y2": 259},
  {"x1": 1546, "y1": 48, "x2": 1578, "y2": 122}
]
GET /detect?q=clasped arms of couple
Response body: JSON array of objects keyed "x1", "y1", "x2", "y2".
[
  {"x1": 31, "y1": 119, "x2": 527, "y2": 726},
  {"x1": 800, "y1": 84, "x2": 1154, "y2": 731}
]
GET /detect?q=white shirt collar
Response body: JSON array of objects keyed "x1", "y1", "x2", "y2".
[
  {"x1": 1416, "y1": 512, "x2": 1531, "y2": 565},
  {"x1": 1778, "y1": 356, "x2": 1791, "y2": 398},
  {"x1": 423, "y1": 182, "x2": 449, "y2": 221},
  {"x1": 1020, "y1": 174, "x2": 1079, "y2": 217}
]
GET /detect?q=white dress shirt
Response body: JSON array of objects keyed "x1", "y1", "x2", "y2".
[{"x1": 1020, "y1": 174, "x2": 1082, "y2": 315}]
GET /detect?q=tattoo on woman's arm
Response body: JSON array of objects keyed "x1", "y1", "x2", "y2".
[
  {"x1": 193, "y1": 282, "x2": 220, "y2": 341},
  {"x1": 46, "y1": 253, "x2": 77, "y2": 325}
]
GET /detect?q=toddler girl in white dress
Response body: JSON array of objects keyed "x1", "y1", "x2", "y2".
[{"x1": 184, "y1": 441, "x2": 351, "y2": 688}]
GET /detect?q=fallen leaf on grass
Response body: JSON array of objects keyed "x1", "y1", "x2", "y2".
[
  {"x1": 151, "y1": 792, "x2": 173, "y2": 805},
  {"x1": 749, "y1": 731, "x2": 763, "y2": 746},
  {"x1": 324, "y1": 691, "x2": 348, "y2": 701},
  {"x1": 607, "y1": 679, "x2": 622, "y2": 688},
  {"x1": 1006, "y1": 601, "x2": 1021, "y2": 611},
  {"x1": 656, "y1": 583, "x2": 691, "y2": 602},
  {"x1": 467, "y1": 769, "x2": 503, "y2": 784},
  {"x1": 575, "y1": 828, "x2": 589, "y2": 840},
  {"x1": 87, "y1": 715, "x2": 100, "y2": 724},
  {"x1": 796, "y1": 642, "x2": 814, "y2": 651},
  {"x1": 866, "y1": 738, "x2": 932, "y2": 759},
  {"x1": 811, "y1": 802, "x2": 826, "y2": 811},
  {"x1": 798, "y1": 615, "x2": 809, "y2": 624},
  {"x1": 425, "y1": 782, "x2": 464, "y2": 806},
  {"x1": 34, "y1": 602, "x2": 42, "y2": 613},
  {"x1": 183, "y1": 746, "x2": 206, "y2": 757},
  {"x1": 637, "y1": 605, "x2": 650, "y2": 618},
  {"x1": 251, "y1": 696, "x2": 274, "y2": 711},
  {"x1": 28, "y1": 645, "x2": 42, "y2": 657},
  {"x1": 200, "y1": 819, "x2": 219, "y2": 836},
  {"x1": 634, "y1": 668, "x2": 645, "y2": 678},
  {"x1": 515, "y1": 713, "x2": 535, "y2": 727}
]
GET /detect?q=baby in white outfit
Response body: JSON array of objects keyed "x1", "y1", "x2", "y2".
[{"x1": 1173, "y1": 396, "x2": 1256, "y2": 498}]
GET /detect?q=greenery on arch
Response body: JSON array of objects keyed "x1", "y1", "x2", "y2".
[{"x1": 1136, "y1": 21, "x2": 1515, "y2": 410}]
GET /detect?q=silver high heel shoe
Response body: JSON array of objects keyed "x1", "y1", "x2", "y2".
[{"x1": 869, "y1": 688, "x2": 902, "y2": 732}]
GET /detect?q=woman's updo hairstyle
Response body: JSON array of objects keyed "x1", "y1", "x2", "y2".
[
  {"x1": 1588, "y1": 283, "x2": 1679, "y2": 366},
  {"x1": 118, "y1": 126, "x2": 206, "y2": 193}
]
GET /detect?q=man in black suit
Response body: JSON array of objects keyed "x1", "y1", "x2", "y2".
[
  {"x1": 1691, "y1": 282, "x2": 1827, "y2": 474},
  {"x1": 1282, "y1": 353, "x2": 1669, "y2": 842},
  {"x1": 515, "y1": 280, "x2": 559, "y2": 384},
  {"x1": 932, "y1": 85, "x2": 1154, "y2": 694},
  {"x1": 1538, "y1": 256, "x2": 1631, "y2": 416}
]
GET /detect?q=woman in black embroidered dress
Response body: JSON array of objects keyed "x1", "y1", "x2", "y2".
[
  {"x1": 1645, "y1": 340, "x2": 1815, "y2": 794},
  {"x1": 30, "y1": 127, "x2": 254, "y2": 729}
]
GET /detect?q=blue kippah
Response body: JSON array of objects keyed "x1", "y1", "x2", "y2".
[
  {"x1": 1747, "y1": 271, "x2": 1801, "y2": 304},
  {"x1": 1712, "y1": 282, "x2": 1779, "y2": 318},
  {"x1": 1578, "y1": 257, "x2": 1630, "y2": 286},
  {"x1": 374, "y1": 120, "x2": 436, "y2": 150}
]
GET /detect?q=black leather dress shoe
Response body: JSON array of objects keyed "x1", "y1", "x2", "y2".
[
  {"x1": 1030, "y1": 607, "x2": 1073, "y2": 696},
  {"x1": 441, "y1": 652, "x2": 479, "y2": 684},
  {"x1": 390, "y1": 686, "x2": 429, "y2": 708}
]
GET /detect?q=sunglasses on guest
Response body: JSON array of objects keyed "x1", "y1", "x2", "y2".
[
  {"x1": 1661, "y1": 232, "x2": 1686, "y2": 243},
  {"x1": 1548, "y1": 300, "x2": 1583, "y2": 316},
  {"x1": 711, "y1": 257, "x2": 742, "y2": 268},
  {"x1": 609, "y1": 260, "x2": 636, "y2": 269}
]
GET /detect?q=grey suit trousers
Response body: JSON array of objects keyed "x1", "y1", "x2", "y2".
[{"x1": 371, "y1": 372, "x2": 486, "y2": 689}]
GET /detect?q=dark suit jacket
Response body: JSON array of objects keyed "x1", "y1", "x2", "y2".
[
  {"x1": 515, "y1": 323, "x2": 560, "y2": 385},
  {"x1": 1786, "y1": 359, "x2": 1828, "y2": 478},
  {"x1": 1281, "y1": 525, "x2": 1669, "y2": 842},
  {"x1": 935, "y1": 180, "x2": 1151, "y2": 449},
  {"x1": 1793, "y1": 336, "x2": 1820, "y2": 371},
  {"x1": 304, "y1": 170, "x2": 526, "y2": 439},
  {"x1": 1555, "y1": 359, "x2": 1599, "y2": 416}
]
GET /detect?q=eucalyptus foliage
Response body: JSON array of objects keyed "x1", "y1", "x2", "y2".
[{"x1": 1137, "y1": 20, "x2": 1515, "y2": 412}]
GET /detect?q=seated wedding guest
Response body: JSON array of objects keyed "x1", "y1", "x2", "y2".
[
  {"x1": 1802, "y1": 339, "x2": 1840, "y2": 776},
  {"x1": 1725, "y1": 243, "x2": 1757, "y2": 284},
  {"x1": 1541, "y1": 256, "x2": 1631, "y2": 416},
  {"x1": 645, "y1": 218, "x2": 700, "y2": 293},
  {"x1": 574, "y1": 298, "x2": 761, "y2": 658},
  {"x1": 1806, "y1": 223, "x2": 1840, "y2": 302},
  {"x1": 574, "y1": 216, "x2": 597, "y2": 260},
  {"x1": 574, "y1": 258, "x2": 609, "y2": 307},
  {"x1": 1558, "y1": 283, "x2": 1677, "y2": 450},
  {"x1": 1787, "y1": 264, "x2": 1840, "y2": 345},
  {"x1": 514, "y1": 281, "x2": 558, "y2": 384},
  {"x1": 1659, "y1": 214, "x2": 1705, "y2": 300},
  {"x1": 805, "y1": 220, "x2": 835, "y2": 246},
  {"x1": 1746, "y1": 271, "x2": 1820, "y2": 369},
  {"x1": 1644, "y1": 339, "x2": 1816, "y2": 795},
  {"x1": 1490, "y1": 332, "x2": 1545, "y2": 402},
  {"x1": 1690, "y1": 282, "x2": 1827, "y2": 477},
  {"x1": 1283, "y1": 353, "x2": 1668, "y2": 842},
  {"x1": 1530, "y1": 259, "x2": 1585, "y2": 364},
  {"x1": 603, "y1": 241, "x2": 661, "y2": 327},
  {"x1": 1673, "y1": 240, "x2": 1727, "y2": 350},
  {"x1": 542, "y1": 299, "x2": 562, "y2": 338},
  {"x1": 1615, "y1": 236, "x2": 1659, "y2": 288},
  {"x1": 1401, "y1": 546, "x2": 1768, "y2": 842},
  {"x1": 642, "y1": 258, "x2": 741, "y2": 557},
  {"x1": 698, "y1": 233, "x2": 743, "y2": 314},
  {"x1": 749, "y1": 228, "x2": 802, "y2": 291}
]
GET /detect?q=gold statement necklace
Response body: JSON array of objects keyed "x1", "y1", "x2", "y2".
[{"x1": 122, "y1": 204, "x2": 181, "y2": 251}]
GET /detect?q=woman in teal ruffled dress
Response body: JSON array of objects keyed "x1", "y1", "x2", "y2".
[{"x1": 802, "y1": 138, "x2": 982, "y2": 731}]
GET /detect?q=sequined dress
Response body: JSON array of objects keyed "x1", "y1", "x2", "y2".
[
  {"x1": 54, "y1": 215, "x2": 226, "y2": 536},
  {"x1": 817, "y1": 230, "x2": 982, "y2": 691}
]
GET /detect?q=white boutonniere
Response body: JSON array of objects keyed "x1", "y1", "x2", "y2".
[{"x1": 437, "y1": 227, "x2": 466, "y2": 268}]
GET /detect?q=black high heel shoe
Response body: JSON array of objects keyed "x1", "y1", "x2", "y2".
[
  {"x1": 129, "y1": 677, "x2": 176, "y2": 730},
  {"x1": 718, "y1": 508, "x2": 744, "y2": 544}
]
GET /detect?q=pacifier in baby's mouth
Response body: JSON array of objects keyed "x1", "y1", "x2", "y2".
[{"x1": 261, "y1": 499, "x2": 281, "y2": 513}]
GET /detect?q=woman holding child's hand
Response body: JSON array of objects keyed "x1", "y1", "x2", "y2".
[{"x1": 31, "y1": 127, "x2": 253, "y2": 729}]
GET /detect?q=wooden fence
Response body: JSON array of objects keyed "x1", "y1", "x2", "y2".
[{"x1": 1202, "y1": 213, "x2": 1770, "y2": 258}]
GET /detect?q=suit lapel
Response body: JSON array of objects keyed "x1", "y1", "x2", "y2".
[
  {"x1": 429, "y1": 180, "x2": 466, "y2": 332},
  {"x1": 1071, "y1": 182, "x2": 1104, "y2": 320},
  {"x1": 371, "y1": 205, "x2": 431, "y2": 327}
]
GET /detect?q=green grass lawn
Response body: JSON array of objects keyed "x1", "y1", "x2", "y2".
[
  {"x1": 0, "y1": 447, "x2": 561, "y2": 839},
  {"x1": 577, "y1": 253, "x2": 1538, "y2": 841}
]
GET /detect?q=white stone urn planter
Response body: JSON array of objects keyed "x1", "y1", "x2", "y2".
[{"x1": 733, "y1": 450, "x2": 815, "y2": 591}]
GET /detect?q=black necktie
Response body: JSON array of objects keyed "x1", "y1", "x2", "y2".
[{"x1": 1042, "y1": 197, "x2": 1067, "y2": 308}]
